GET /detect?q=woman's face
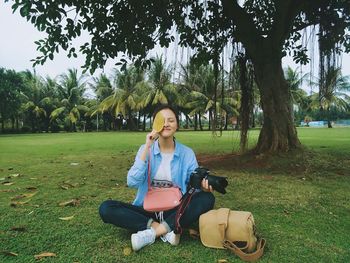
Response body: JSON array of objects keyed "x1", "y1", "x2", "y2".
[{"x1": 158, "y1": 108, "x2": 178, "y2": 138}]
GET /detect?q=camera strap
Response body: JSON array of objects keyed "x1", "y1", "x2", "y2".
[{"x1": 174, "y1": 187, "x2": 196, "y2": 234}]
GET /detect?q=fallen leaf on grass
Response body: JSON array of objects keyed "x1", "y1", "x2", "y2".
[
  {"x1": 2, "y1": 182, "x2": 14, "y2": 186},
  {"x1": 60, "y1": 182, "x2": 79, "y2": 190},
  {"x1": 218, "y1": 259, "x2": 228, "y2": 263},
  {"x1": 10, "y1": 226, "x2": 27, "y2": 232},
  {"x1": 123, "y1": 247, "x2": 132, "y2": 256},
  {"x1": 10, "y1": 199, "x2": 31, "y2": 207},
  {"x1": 59, "y1": 199, "x2": 80, "y2": 207},
  {"x1": 0, "y1": 189, "x2": 14, "y2": 193},
  {"x1": 70, "y1": 162, "x2": 79, "y2": 166},
  {"x1": 11, "y1": 192, "x2": 37, "y2": 200},
  {"x1": 34, "y1": 252, "x2": 56, "y2": 260},
  {"x1": 0, "y1": 251, "x2": 18, "y2": 256},
  {"x1": 9, "y1": 174, "x2": 20, "y2": 178},
  {"x1": 60, "y1": 185, "x2": 69, "y2": 190},
  {"x1": 59, "y1": 215, "x2": 74, "y2": 221},
  {"x1": 188, "y1": 228, "x2": 200, "y2": 239}
]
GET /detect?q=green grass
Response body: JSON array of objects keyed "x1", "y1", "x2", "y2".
[{"x1": 0, "y1": 128, "x2": 349, "y2": 262}]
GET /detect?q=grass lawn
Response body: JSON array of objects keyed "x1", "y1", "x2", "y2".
[{"x1": 0, "y1": 128, "x2": 349, "y2": 262}]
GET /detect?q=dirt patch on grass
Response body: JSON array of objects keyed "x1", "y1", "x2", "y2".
[
  {"x1": 197, "y1": 150, "x2": 310, "y2": 175},
  {"x1": 197, "y1": 153, "x2": 270, "y2": 170}
]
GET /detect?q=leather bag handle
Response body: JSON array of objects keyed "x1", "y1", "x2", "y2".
[{"x1": 223, "y1": 238, "x2": 266, "y2": 262}]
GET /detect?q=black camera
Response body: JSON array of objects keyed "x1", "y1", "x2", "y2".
[{"x1": 189, "y1": 167, "x2": 228, "y2": 194}]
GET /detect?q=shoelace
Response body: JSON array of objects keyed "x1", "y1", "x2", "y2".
[{"x1": 155, "y1": 211, "x2": 164, "y2": 223}]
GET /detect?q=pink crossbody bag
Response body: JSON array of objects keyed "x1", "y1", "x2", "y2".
[{"x1": 143, "y1": 149, "x2": 182, "y2": 212}]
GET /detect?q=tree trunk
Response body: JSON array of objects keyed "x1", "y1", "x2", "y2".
[
  {"x1": 208, "y1": 109, "x2": 211, "y2": 131},
  {"x1": 143, "y1": 114, "x2": 146, "y2": 131},
  {"x1": 238, "y1": 55, "x2": 252, "y2": 153},
  {"x1": 327, "y1": 109, "x2": 333, "y2": 128},
  {"x1": 198, "y1": 111, "x2": 203, "y2": 131},
  {"x1": 194, "y1": 114, "x2": 198, "y2": 131},
  {"x1": 11, "y1": 117, "x2": 15, "y2": 131},
  {"x1": 253, "y1": 57, "x2": 301, "y2": 153}
]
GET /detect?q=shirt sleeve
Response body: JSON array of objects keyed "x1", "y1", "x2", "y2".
[
  {"x1": 185, "y1": 148, "x2": 199, "y2": 186},
  {"x1": 127, "y1": 144, "x2": 148, "y2": 188}
]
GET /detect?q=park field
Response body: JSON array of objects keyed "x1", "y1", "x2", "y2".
[{"x1": 0, "y1": 128, "x2": 349, "y2": 262}]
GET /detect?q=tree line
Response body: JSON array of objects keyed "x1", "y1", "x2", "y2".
[{"x1": 1, "y1": 56, "x2": 349, "y2": 133}]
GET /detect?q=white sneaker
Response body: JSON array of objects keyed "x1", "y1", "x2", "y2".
[
  {"x1": 131, "y1": 228, "x2": 156, "y2": 251},
  {"x1": 161, "y1": 231, "x2": 180, "y2": 246}
]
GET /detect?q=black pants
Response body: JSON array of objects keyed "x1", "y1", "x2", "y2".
[{"x1": 99, "y1": 191, "x2": 215, "y2": 233}]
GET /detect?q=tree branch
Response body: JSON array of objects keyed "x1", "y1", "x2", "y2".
[
  {"x1": 221, "y1": 0, "x2": 263, "y2": 58},
  {"x1": 269, "y1": 0, "x2": 304, "y2": 51}
]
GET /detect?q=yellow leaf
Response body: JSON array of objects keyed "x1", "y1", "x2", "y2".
[
  {"x1": 123, "y1": 247, "x2": 132, "y2": 256},
  {"x1": 188, "y1": 228, "x2": 200, "y2": 239},
  {"x1": 59, "y1": 215, "x2": 74, "y2": 221},
  {"x1": 59, "y1": 199, "x2": 80, "y2": 207},
  {"x1": 11, "y1": 192, "x2": 37, "y2": 200},
  {"x1": 153, "y1": 112, "x2": 165, "y2": 132},
  {"x1": 2, "y1": 182, "x2": 14, "y2": 186},
  {"x1": 0, "y1": 250, "x2": 18, "y2": 256},
  {"x1": 34, "y1": 252, "x2": 56, "y2": 260},
  {"x1": 218, "y1": 260, "x2": 228, "y2": 263},
  {"x1": 10, "y1": 199, "x2": 31, "y2": 207}
]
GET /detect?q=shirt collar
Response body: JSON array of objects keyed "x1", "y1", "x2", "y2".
[{"x1": 154, "y1": 138, "x2": 180, "y2": 157}]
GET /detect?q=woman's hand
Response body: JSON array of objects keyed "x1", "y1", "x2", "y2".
[
  {"x1": 201, "y1": 178, "x2": 213, "y2": 192},
  {"x1": 140, "y1": 130, "x2": 159, "y2": 162},
  {"x1": 145, "y1": 130, "x2": 159, "y2": 148}
]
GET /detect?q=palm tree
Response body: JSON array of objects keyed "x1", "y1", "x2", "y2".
[
  {"x1": 89, "y1": 73, "x2": 114, "y2": 130},
  {"x1": 184, "y1": 64, "x2": 239, "y2": 130},
  {"x1": 139, "y1": 56, "x2": 179, "y2": 109},
  {"x1": 311, "y1": 66, "x2": 350, "y2": 128},
  {"x1": 40, "y1": 76, "x2": 60, "y2": 132},
  {"x1": 20, "y1": 70, "x2": 47, "y2": 132},
  {"x1": 284, "y1": 67, "x2": 309, "y2": 115},
  {"x1": 50, "y1": 68, "x2": 88, "y2": 131},
  {"x1": 178, "y1": 59, "x2": 206, "y2": 130},
  {"x1": 99, "y1": 66, "x2": 144, "y2": 130}
]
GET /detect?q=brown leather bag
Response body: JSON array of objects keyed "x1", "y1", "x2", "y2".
[{"x1": 199, "y1": 208, "x2": 266, "y2": 262}]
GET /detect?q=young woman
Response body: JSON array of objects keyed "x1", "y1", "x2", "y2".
[{"x1": 99, "y1": 105, "x2": 215, "y2": 251}]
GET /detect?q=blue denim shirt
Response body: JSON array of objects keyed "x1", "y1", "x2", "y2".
[{"x1": 127, "y1": 139, "x2": 198, "y2": 206}]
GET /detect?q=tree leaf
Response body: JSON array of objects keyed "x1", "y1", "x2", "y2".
[
  {"x1": 59, "y1": 199, "x2": 80, "y2": 207},
  {"x1": 188, "y1": 228, "x2": 200, "y2": 239},
  {"x1": 123, "y1": 247, "x2": 132, "y2": 256},
  {"x1": 10, "y1": 199, "x2": 31, "y2": 207},
  {"x1": 217, "y1": 260, "x2": 228, "y2": 263},
  {"x1": 34, "y1": 252, "x2": 56, "y2": 260},
  {"x1": 2, "y1": 182, "x2": 14, "y2": 186},
  {"x1": 0, "y1": 251, "x2": 18, "y2": 256},
  {"x1": 10, "y1": 226, "x2": 27, "y2": 232},
  {"x1": 59, "y1": 215, "x2": 74, "y2": 220},
  {"x1": 11, "y1": 192, "x2": 37, "y2": 200}
]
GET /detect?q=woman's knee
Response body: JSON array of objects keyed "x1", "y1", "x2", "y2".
[
  {"x1": 192, "y1": 192, "x2": 215, "y2": 212},
  {"x1": 202, "y1": 192, "x2": 215, "y2": 210},
  {"x1": 99, "y1": 200, "x2": 120, "y2": 222}
]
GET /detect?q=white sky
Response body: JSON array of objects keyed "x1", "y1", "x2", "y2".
[{"x1": 1, "y1": 1, "x2": 350, "y2": 91}]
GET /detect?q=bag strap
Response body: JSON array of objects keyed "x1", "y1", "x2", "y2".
[
  {"x1": 223, "y1": 238, "x2": 266, "y2": 262},
  {"x1": 147, "y1": 148, "x2": 151, "y2": 191},
  {"x1": 217, "y1": 208, "x2": 230, "y2": 241}
]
